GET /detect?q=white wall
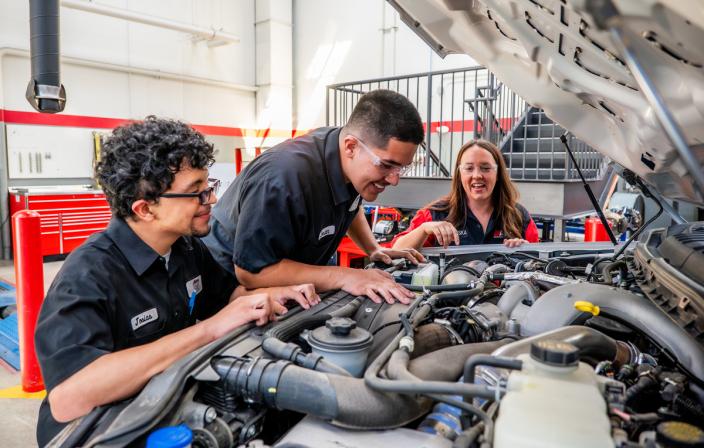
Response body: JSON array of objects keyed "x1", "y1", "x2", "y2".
[
  {"x1": 0, "y1": 0, "x2": 258, "y2": 172},
  {"x1": 293, "y1": 0, "x2": 477, "y2": 130}
]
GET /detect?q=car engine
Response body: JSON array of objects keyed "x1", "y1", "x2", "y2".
[{"x1": 55, "y1": 223, "x2": 704, "y2": 448}]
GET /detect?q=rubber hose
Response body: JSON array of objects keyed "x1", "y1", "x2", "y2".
[
  {"x1": 211, "y1": 357, "x2": 431, "y2": 430},
  {"x1": 408, "y1": 340, "x2": 511, "y2": 382}
]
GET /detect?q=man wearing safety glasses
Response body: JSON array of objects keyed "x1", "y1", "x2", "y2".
[
  {"x1": 203, "y1": 90, "x2": 426, "y2": 304},
  {"x1": 34, "y1": 117, "x2": 317, "y2": 446}
]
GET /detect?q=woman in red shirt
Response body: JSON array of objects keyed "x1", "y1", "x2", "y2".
[{"x1": 393, "y1": 139, "x2": 539, "y2": 249}]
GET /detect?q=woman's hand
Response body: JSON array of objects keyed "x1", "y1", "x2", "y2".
[
  {"x1": 421, "y1": 221, "x2": 460, "y2": 248},
  {"x1": 503, "y1": 238, "x2": 529, "y2": 248}
]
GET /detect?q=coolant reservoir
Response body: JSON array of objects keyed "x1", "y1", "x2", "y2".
[
  {"x1": 494, "y1": 340, "x2": 613, "y2": 448},
  {"x1": 411, "y1": 263, "x2": 439, "y2": 286}
]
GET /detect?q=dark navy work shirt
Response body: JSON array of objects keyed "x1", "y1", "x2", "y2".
[
  {"x1": 202, "y1": 127, "x2": 361, "y2": 275},
  {"x1": 34, "y1": 217, "x2": 237, "y2": 446},
  {"x1": 394, "y1": 201, "x2": 540, "y2": 246}
]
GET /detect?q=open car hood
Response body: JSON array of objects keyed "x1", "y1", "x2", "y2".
[{"x1": 389, "y1": 0, "x2": 704, "y2": 205}]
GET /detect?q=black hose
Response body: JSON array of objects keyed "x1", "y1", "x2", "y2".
[
  {"x1": 364, "y1": 291, "x2": 498, "y2": 399},
  {"x1": 260, "y1": 338, "x2": 351, "y2": 377},
  {"x1": 625, "y1": 368, "x2": 659, "y2": 404},
  {"x1": 365, "y1": 330, "x2": 497, "y2": 399},
  {"x1": 493, "y1": 326, "x2": 630, "y2": 367},
  {"x1": 27, "y1": 0, "x2": 65, "y2": 113},
  {"x1": 408, "y1": 341, "x2": 511, "y2": 382},
  {"x1": 211, "y1": 356, "x2": 432, "y2": 430},
  {"x1": 517, "y1": 284, "x2": 704, "y2": 382},
  {"x1": 264, "y1": 313, "x2": 330, "y2": 342},
  {"x1": 262, "y1": 296, "x2": 364, "y2": 375},
  {"x1": 330, "y1": 296, "x2": 366, "y2": 318},
  {"x1": 601, "y1": 259, "x2": 627, "y2": 285},
  {"x1": 263, "y1": 295, "x2": 364, "y2": 341},
  {"x1": 453, "y1": 402, "x2": 498, "y2": 448},
  {"x1": 430, "y1": 394, "x2": 493, "y2": 447},
  {"x1": 429, "y1": 271, "x2": 492, "y2": 308},
  {"x1": 384, "y1": 347, "x2": 495, "y2": 445},
  {"x1": 405, "y1": 283, "x2": 478, "y2": 292}
]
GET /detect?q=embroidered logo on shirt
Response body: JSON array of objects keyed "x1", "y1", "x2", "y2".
[
  {"x1": 131, "y1": 308, "x2": 158, "y2": 331},
  {"x1": 348, "y1": 195, "x2": 361, "y2": 212},
  {"x1": 319, "y1": 225, "x2": 335, "y2": 240},
  {"x1": 493, "y1": 230, "x2": 504, "y2": 238},
  {"x1": 186, "y1": 275, "x2": 203, "y2": 297},
  {"x1": 458, "y1": 229, "x2": 468, "y2": 236}
]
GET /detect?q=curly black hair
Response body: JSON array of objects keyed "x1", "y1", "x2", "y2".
[{"x1": 95, "y1": 116, "x2": 215, "y2": 218}]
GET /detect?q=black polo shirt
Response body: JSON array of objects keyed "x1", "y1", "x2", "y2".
[
  {"x1": 202, "y1": 127, "x2": 361, "y2": 275},
  {"x1": 34, "y1": 217, "x2": 237, "y2": 446},
  {"x1": 429, "y1": 203, "x2": 534, "y2": 245}
]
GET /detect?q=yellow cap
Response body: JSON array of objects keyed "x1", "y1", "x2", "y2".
[{"x1": 574, "y1": 301, "x2": 600, "y2": 316}]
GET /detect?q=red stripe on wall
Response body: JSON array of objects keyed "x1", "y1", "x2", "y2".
[
  {"x1": 0, "y1": 108, "x2": 300, "y2": 138},
  {"x1": 423, "y1": 117, "x2": 516, "y2": 134},
  {"x1": 0, "y1": 108, "x2": 514, "y2": 139},
  {"x1": 2, "y1": 109, "x2": 133, "y2": 130}
]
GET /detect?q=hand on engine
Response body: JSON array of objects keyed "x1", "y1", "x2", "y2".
[
  {"x1": 339, "y1": 268, "x2": 414, "y2": 305},
  {"x1": 369, "y1": 247, "x2": 425, "y2": 265},
  {"x1": 503, "y1": 238, "x2": 530, "y2": 248},
  {"x1": 268, "y1": 283, "x2": 320, "y2": 309},
  {"x1": 421, "y1": 221, "x2": 460, "y2": 248},
  {"x1": 206, "y1": 293, "x2": 286, "y2": 339}
]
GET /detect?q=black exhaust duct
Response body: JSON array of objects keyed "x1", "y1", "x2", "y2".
[{"x1": 26, "y1": 0, "x2": 66, "y2": 113}]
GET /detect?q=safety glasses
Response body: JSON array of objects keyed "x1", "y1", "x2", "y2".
[
  {"x1": 351, "y1": 135, "x2": 414, "y2": 177},
  {"x1": 159, "y1": 178, "x2": 221, "y2": 205}
]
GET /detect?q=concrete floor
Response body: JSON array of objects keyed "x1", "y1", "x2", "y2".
[{"x1": 0, "y1": 260, "x2": 64, "y2": 447}]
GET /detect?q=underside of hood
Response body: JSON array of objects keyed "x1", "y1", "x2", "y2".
[{"x1": 389, "y1": 0, "x2": 704, "y2": 205}]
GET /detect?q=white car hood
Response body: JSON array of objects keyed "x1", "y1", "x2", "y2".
[{"x1": 389, "y1": 0, "x2": 704, "y2": 205}]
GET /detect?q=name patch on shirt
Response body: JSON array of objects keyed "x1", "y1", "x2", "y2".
[
  {"x1": 131, "y1": 308, "x2": 158, "y2": 331},
  {"x1": 318, "y1": 225, "x2": 335, "y2": 240},
  {"x1": 186, "y1": 275, "x2": 203, "y2": 297}
]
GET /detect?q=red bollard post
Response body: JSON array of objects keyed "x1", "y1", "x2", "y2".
[
  {"x1": 234, "y1": 148, "x2": 242, "y2": 174},
  {"x1": 12, "y1": 210, "x2": 45, "y2": 392}
]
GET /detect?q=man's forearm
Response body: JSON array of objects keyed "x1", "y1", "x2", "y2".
[
  {"x1": 49, "y1": 321, "x2": 215, "y2": 422},
  {"x1": 236, "y1": 259, "x2": 345, "y2": 292},
  {"x1": 346, "y1": 209, "x2": 379, "y2": 254}
]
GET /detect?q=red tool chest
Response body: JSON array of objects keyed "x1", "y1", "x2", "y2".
[{"x1": 9, "y1": 188, "x2": 111, "y2": 256}]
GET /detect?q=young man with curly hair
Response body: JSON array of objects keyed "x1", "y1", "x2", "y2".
[{"x1": 33, "y1": 117, "x2": 318, "y2": 446}]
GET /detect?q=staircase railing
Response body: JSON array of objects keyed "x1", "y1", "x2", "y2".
[{"x1": 326, "y1": 66, "x2": 608, "y2": 182}]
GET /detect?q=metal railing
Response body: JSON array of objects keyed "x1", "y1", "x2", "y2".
[
  {"x1": 327, "y1": 66, "x2": 608, "y2": 182},
  {"x1": 502, "y1": 107, "x2": 609, "y2": 181}
]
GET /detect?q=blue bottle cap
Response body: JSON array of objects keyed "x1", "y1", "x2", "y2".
[{"x1": 146, "y1": 424, "x2": 193, "y2": 448}]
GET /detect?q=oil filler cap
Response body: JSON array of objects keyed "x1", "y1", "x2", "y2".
[
  {"x1": 530, "y1": 340, "x2": 579, "y2": 367},
  {"x1": 656, "y1": 421, "x2": 704, "y2": 447},
  {"x1": 326, "y1": 317, "x2": 356, "y2": 336}
]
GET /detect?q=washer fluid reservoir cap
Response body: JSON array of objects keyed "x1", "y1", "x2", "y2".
[
  {"x1": 309, "y1": 317, "x2": 373, "y2": 351},
  {"x1": 656, "y1": 421, "x2": 704, "y2": 447},
  {"x1": 146, "y1": 424, "x2": 193, "y2": 448},
  {"x1": 530, "y1": 340, "x2": 579, "y2": 367}
]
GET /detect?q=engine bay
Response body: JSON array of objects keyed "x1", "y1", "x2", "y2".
[{"x1": 59, "y1": 223, "x2": 704, "y2": 448}]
